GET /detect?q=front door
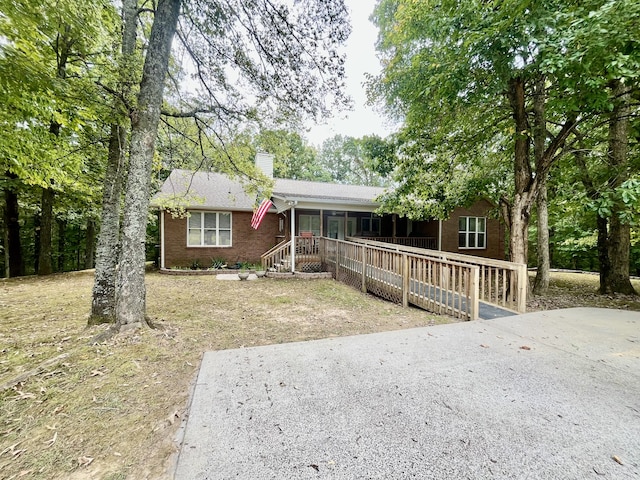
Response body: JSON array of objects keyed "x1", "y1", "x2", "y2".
[{"x1": 327, "y1": 217, "x2": 344, "y2": 240}]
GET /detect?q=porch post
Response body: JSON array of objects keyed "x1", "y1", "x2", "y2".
[
  {"x1": 320, "y1": 209, "x2": 324, "y2": 237},
  {"x1": 344, "y1": 211, "x2": 347, "y2": 240},
  {"x1": 438, "y1": 220, "x2": 443, "y2": 251},
  {"x1": 290, "y1": 203, "x2": 296, "y2": 272},
  {"x1": 393, "y1": 214, "x2": 397, "y2": 239}
]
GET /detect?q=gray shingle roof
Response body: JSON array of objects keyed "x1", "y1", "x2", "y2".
[
  {"x1": 152, "y1": 170, "x2": 256, "y2": 210},
  {"x1": 152, "y1": 169, "x2": 384, "y2": 210}
]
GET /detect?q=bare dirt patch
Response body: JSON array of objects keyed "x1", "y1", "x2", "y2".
[
  {"x1": 527, "y1": 271, "x2": 640, "y2": 312},
  {"x1": 0, "y1": 271, "x2": 446, "y2": 480}
]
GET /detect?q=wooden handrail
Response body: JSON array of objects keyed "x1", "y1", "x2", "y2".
[
  {"x1": 321, "y1": 237, "x2": 481, "y2": 320},
  {"x1": 261, "y1": 239, "x2": 291, "y2": 271},
  {"x1": 341, "y1": 237, "x2": 527, "y2": 315}
]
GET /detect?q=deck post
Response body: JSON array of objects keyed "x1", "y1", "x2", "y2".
[
  {"x1": 469, "y1": 265, "x2": 480, "y2": 320},
  {"x1": 361, "y1": 245, "x2": 367, "y2": 293},
  {"x1": 336, "y1": 240, "x2": 341, "y2": 279},
  {"x1": 402, "y1": 254, "x2": 410, "y2": 308},
  {"x1": 516, "y1": 263, "x2": 528, "y2": 313}
]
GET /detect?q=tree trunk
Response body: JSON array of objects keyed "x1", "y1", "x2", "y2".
[
  {"x1": 90, "y1": 0, "x2": 139, "y2": 325},
  {"x1": 532, "y1": 75, "x2": 550, "y2": 294},
  {"x1": 115, "y1": 0, "x2": 181, "y2": 329},
  {"x1": 509, "y1": 194, "x2": 531, "y2": 265},
  {"x1": 38, "y1": 187, "x2": 55, "y2": 275},
  {"x1": 4, "y1": 173, "x2": 23, "y2": 277},
  {"x1": 603, "y1": 80, "x2": 636, "y2": 295},
  {"x1": 506, "y1": 77, "x2": 532, "y2": 266},
  {"x1": 90, "y1": 124, "x2": 127, "y2": 324},
  {"x1": 85, "y1": 219, "x2": 96, "y2": 269}
]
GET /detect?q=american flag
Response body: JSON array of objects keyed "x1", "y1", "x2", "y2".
[{"x1": 250, "y1": 198, "x2": 273, "y2": 229}]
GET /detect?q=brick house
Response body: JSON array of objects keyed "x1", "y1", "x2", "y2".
[{"x1": 152, "y1": 154, "x2": 504, "y2": 270}]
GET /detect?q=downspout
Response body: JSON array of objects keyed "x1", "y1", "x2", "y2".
[
  {"x1": 438, "y1": 220, "x2": 442, "y2": 251},
  {"x1": 160, "y1": 209, "x2": 165, "y2": 269}
]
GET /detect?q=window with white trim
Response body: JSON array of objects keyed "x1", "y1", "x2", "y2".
[
  {"x1": 459, "y1": 216, "x2": 486, "y2": 249},
  {"x1": 298, "y1": 214, "x2": 321, "y2": 236},
  {"x1": 188, "y1": 211, "x2": 232, "y2": 247}
]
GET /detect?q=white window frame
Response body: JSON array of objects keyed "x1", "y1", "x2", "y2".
[
  {"x1": 459, "y1": 216, "x2": 486, "y2": 249},
  {"x1": 298, "y1": 214, "x2": 321, "y2": 236},
  {"x1": 187, "y1": 211, "x2": 232, "y2": 247}
]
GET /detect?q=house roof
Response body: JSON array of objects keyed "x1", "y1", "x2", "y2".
[{"x1": 152, "y1": 169, "x2": 385, "y2": 212}]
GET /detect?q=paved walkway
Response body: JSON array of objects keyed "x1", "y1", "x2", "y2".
[{"x1": 173, "y1": 308, "x2": 640, "y2": 479}]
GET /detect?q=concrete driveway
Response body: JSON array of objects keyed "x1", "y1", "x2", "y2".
[{"x1": 173, "y1": 308, "x2": 640, "y2": 479}]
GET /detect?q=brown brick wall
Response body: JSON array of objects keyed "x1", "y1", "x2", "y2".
[
  {"x1": 440, "y1": 200, "x2": 505, "y2": 260},
  {"x1": 162, "y1": 210, "x2": 283, "y2": 268}
]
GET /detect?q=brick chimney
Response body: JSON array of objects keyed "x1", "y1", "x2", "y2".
[{"x1": 255, "y1": 152, "x2": 274, "y2": 178}]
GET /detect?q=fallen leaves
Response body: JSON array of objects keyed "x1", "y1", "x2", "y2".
[
  {"x1": 520, "y1": 345, "x2": 531, "y2": 350},
  {"x1": 612, "y1": 455, "x2": 623, "y2": 465}
]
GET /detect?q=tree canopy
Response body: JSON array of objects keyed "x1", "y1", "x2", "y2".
[{"x1": 368, "y1": 0, "x2": 640, "y2": 290}]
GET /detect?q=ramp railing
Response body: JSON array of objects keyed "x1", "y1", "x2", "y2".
[
  {"x1": 321, "y1": 238, "x2": 480, "y2": 320},
  {"x1": 346, "y1": 237, "x2": 527, "y2": 314}
]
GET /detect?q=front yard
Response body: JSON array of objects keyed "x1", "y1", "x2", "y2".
[{"x1": 0, "y1": 270, "x2": 444, "y2": 480}]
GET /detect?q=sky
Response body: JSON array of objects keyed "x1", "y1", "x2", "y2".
[{"x1": 304, "y1": 1, "x2": 396, "y2": 147}]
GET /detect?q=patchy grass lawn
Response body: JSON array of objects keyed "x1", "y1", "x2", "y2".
[{"x1": 0, "y1": 271, "x2": 447, "y2": 480}]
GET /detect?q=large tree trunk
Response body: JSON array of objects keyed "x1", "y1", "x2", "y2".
[
  {"x1": 603, "y1": 80, "x2": 636, "y2": 295},
  {"x1": 507, "y1": 77, "x2": 532, "y2": 266},
  {"x1": 115, "y1": 0, "x2": 181, "y2": 329},
  {"x1": 532, "y1": 76, "x2": 550, "y2": 294},
  {"x1": 90, "y1": 124, "x2": 127, "y2": 323},
  {"x1": 90, "y1": 0, "x2": 139, "y2": 325},
  {"x1": 533, "y1": 183, "x2": 550, "y2": 293},
  {"x1": 4, "y1": 175, "x2": 23, "y2": 277},
  {"x1": 38, "y1": 187, "x2": 55, "y2": 275}
]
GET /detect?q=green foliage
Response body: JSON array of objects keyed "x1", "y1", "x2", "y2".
[
  {"x1": 210, "y1": 257, "x2": 227, "y2": 269},
  {"x1": 316, "y1": 134, "x2": 390, "y2": 186},
  {"x1": 255, "y1": 129, "x2": 327, "y2": 181}
]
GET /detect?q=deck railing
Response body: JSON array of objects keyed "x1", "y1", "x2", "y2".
[
  {"x1": 361, "y1": 236, "x2": 437, "y2": 250},
  {"x1": 321, "y1": 238, "x2": 480, "y2": 320},
  {"x1": 261, "y1": 236, "x2": 321, "y2": 272},
  {"x1": 261, "y1": 238, "x2": 291, "y2": 271},
  {"x1": 346, "y1": 237, "x2": 527, "y2": 313}
]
